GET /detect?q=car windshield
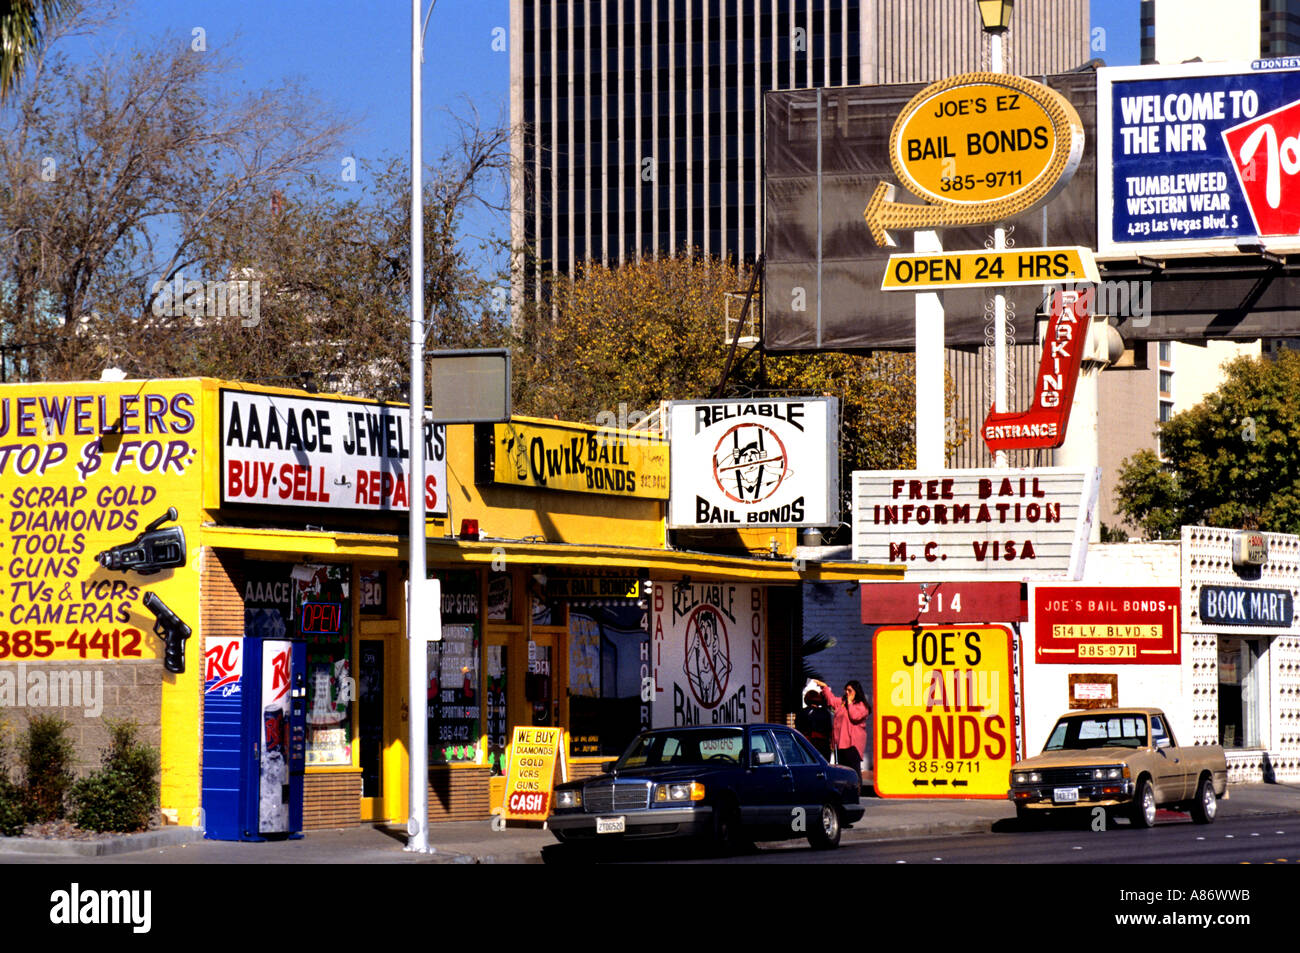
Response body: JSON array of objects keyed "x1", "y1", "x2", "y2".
[
  {"x1": 616, "y1": 728, "x2": 746, "y2": 768},
  {"x1": 1043, "y1": 714, "x2": 1148, "y2": 751}
]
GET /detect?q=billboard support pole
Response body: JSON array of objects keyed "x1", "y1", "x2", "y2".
[
  {"x1": 989, "y1": 24, "x2": 1010, "y2": 469},
  {"x1": 915, "y1": 231, "x2": 946, "y2": 470}
]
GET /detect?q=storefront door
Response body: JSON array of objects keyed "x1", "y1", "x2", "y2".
[
  {"x1": 525, "y1": 633, "x2": 559, "y2": 729},
  {"x1": 358, "y1": 623, "x2": 406, "y2": 823},
  {"x1": 1219, "y1": 637, "x2": 1264, "y2": 749}
]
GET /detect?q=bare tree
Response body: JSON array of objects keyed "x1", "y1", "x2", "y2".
[
  {"x1": 177, "y1": 106, "x2": 513, "y2": 402},
  {"x1": 0, "y1": 4, "x2": 349, "y2": 380}
]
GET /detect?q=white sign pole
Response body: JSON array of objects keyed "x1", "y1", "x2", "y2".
[
  {"x1": 990, "y1": 26, "x2": 1010, "y2": 470},
  {"x1": 914, "y1": 230, "x2": 946, "y2": 470}
]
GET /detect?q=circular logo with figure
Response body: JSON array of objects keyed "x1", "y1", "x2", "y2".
[
  {"x1": 711, "y1": 423, "x2": 789, "y2": 504},
  {"x1": 683, "y1": 605, "x2": 732, "y2": 708}
]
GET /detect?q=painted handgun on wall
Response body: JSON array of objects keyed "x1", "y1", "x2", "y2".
[{"x1": 144, "y1": 591, "x2": 192, "y2": 675}]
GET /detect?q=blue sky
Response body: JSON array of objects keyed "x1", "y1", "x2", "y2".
[
  {"x1": 94, "y1": 1, "x2": 1138, "y2": 174},
  {"x1": 50, "y1": 0, "x2": 1141, "y2": 270},
  {"x1": 91, "y1": 1, "x2": 513, "y2": 173}
]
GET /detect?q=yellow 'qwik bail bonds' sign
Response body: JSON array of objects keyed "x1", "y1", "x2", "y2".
[{"x1": 864, "y1": 72, "x2": 1085, "y2": 245}]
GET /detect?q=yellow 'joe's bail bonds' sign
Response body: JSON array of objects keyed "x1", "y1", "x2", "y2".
[
  {"x1": 502, "y1": 726, "x2": 565, "y2": 821},
  {"x1": 872, "y1": 625, "x2": 1016, "y2": 799},
  {"x1": 864, "y1": 72, "x2": 1085, "y2": 244}
]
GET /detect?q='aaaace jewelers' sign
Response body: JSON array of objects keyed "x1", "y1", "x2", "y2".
[{"x1": 221, "y1": 389, "x2": 448, "y2": 515}]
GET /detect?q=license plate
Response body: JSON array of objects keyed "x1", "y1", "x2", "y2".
[
  {"x1": 596, "y1": 816, "x2": 625, "y2": 834},
  {"x1": 1053, "y1": 787, "x2": 1079, "y2": 803}
]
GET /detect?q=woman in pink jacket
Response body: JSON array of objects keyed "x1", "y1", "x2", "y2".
[{"x1": 815, "y1": 678, "x2": 870, "y2": 777}]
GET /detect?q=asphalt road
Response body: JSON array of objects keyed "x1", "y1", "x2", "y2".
[
  {"x1": 569, "y1": 811, "x2": 1300, "y2": 865},
  {"x1": 710, "y1": 813, "x2": 1300, "y2": 864}
]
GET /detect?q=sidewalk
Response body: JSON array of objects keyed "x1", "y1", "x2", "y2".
[{"x1": 3, "y1": 782, "x2": 1298, "y2": 864}]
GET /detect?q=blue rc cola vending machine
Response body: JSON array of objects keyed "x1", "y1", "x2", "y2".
[{"x1": 201, "y1": 635, "x2": 307, "y2": 840}]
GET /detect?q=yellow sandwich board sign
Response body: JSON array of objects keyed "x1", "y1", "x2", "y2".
[{"x1": 502, "y1": 726, "x2": 566, "y2": 821}]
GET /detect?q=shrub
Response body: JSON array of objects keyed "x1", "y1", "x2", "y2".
[
  {"x1": 0, "y1": 792, "x2": 22, "y2": 837},
  {"x1": 69, "y1": 721, "x2": 160, "y2": 833},
  {"x1": 20, "y1": 715, "x2": 74, "y2": 822},
  {"x1": 0, "y1": 719, "x2": 23, "y2": 837}
]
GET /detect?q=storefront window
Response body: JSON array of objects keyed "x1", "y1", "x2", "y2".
[
  {"x1": 486, "y1": 645, "x2": 507, "y2": 775},
  {"x1": 567, "y1": 602, "x2": 651, "y2": 757},
  {"x1": 1219, "y1": 637, "x2": 1264, "y2": 748},
  {"x1": 359, "y1": 569, "x2": 387, "y2": 615},
  {"x1": 294, "y1": 564, "x2": 353, "y2": 766},
  {"x1": 487, "y1": 572, "x2": 513, "y2": 621},
  {"x1": 428, "y1": 571, "x2": 481, "y2": 765}
]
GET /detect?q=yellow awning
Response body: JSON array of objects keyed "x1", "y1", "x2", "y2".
[{"x1": 200, "y1": 524, "x2": 901, "y2": 584}]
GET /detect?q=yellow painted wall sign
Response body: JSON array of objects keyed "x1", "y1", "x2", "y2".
[
  {"x1": 865, "y1": 72, "x2": 1085, "y2": 245},
  {"x1": 872, "y1": 625, "x2": 1016, "y2": 799},
  {"x1": 880, "y1": 246, "x2": 1099, "y2": 291}
]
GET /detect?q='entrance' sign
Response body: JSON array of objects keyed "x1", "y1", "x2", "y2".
[{"x1": 981, "y1": 290, "x2": 1091, "y2": 453}]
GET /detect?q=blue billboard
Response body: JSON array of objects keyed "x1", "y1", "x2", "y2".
[{"x1": 1098, "y1": 61, "x2": 1300, "y2": 258}]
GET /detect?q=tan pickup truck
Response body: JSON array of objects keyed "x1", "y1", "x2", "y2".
[{"x1": 1008, "y1": 708, "x2": 1228, "y2": 828}]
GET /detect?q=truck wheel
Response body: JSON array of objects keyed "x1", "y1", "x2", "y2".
[
  {"x1": 1015, "y1": 805, "x2": 1041, "y2": 830},
  {"x1": 808, "y1": 802, "x2": 842, "y2": 850},
  {"x1": 1130, "y1": 778, "x2": 1157, "y2": 829},
  {"x1": 1190, "y1": 775, "x2": 1217, "y2": 824}
]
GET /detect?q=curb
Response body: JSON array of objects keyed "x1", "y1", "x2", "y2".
[{"x1": 0, "y1": 826, "x2": 202, "y2": 857}]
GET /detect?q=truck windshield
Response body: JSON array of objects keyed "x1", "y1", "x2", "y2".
[{"x1": 1044, "y1": 715, "x2": 1148, "y2": 750}]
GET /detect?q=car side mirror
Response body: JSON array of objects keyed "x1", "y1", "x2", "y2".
[{"x1": 754, "y1": 751, "x2": 776, "y2": 766}]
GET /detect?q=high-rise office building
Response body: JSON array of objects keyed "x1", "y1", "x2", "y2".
[
  {"x1": 1141, "y1": 0, "x2": 1300, "y2": 65},
  {"x1": 510, "y1": 0, "x2": 1091, "y2": 284}
]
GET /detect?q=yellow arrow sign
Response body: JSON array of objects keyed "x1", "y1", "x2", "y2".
[
  {"x1": 881, "y1": 246, "x2": 1099, "y2": 291},
  {"x1": 864, "y1": 72, "x2": 1085, "y2": 246}
]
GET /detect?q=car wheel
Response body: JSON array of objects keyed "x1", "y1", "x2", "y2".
[
  {"x1": 1190, "y1": 775, "x2": 1217, "y2": 825},
  {"x1": 1130, "y1": 778, "x2": 1157, "y2": 829},
  {"x1": 711, "y1": 800, "x2": 749, "y2": 854},
  {"x1": 807, "y1": 802, "x2": 842, "y2": 850}
]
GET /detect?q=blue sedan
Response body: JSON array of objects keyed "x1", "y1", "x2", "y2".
[{"x1": 547, "y1": 724, "x2": 865, "y2": 851}]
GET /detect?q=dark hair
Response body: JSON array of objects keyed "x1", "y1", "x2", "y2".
[
  {"x1": 803, "y1": 690, "x2": 823, "y2": 706},
  {"x1": 844, "y1": 680, "x2": 868, "y2": 711}
]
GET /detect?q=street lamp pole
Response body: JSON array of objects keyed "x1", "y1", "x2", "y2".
[
  {"x1": 979, "y1": 0, "x2": 1014, "y2": 468},
  {"x1": 407, "y1": 0, "x2": 431, "y2": 854}
]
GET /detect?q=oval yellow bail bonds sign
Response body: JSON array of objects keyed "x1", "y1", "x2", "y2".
[{"x1": 865, "y1": 72, "x2": 1085, "y2": 243}]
